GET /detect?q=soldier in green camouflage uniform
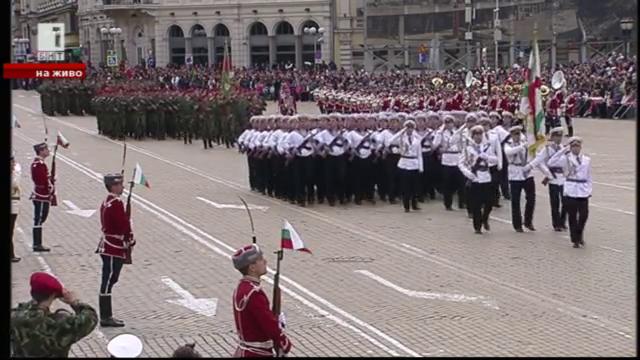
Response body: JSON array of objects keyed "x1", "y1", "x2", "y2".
[
  {"x1": 37, "y1": 82, "x2": 55, "y2": 116},
  {"x1": 11, "y1": 272, "x2": 98, "y2": 357},
  {"x1": 54, "y1": 82, "x2": 69, "y2": 116}
]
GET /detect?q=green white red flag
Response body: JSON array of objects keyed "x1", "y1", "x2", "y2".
[
  {"x1": 133, "y1": 163, "x2": 150, "y2": 189},
  {"x1": 281, "y1": 220, "x2": 311, "y2": 254},
  {"x1": 518, "y1": 34, "x2": 546, "y2": 156}
]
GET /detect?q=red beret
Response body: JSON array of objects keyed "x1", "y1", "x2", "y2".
[{"x1": 30, "y1": 272, "x2": 63, "y2": 297}]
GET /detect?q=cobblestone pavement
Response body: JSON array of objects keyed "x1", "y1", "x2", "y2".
[{"x1": 11, "y1": 91, "x2": 636, "y2": 357}]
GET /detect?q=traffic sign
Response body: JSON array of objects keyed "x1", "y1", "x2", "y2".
[{"x1": 107, "y1": 55, "x2": 118, "y2": 67}]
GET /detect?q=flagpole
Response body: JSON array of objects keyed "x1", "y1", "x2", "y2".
[{"x1": 272, "y1": 248, "x2": 284, "y2": 357}]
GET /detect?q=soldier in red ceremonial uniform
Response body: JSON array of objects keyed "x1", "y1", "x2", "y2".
[
  {"x1": 489, "y1": 95, "x2": 499, "y2": 112},
  {"x1": 232, "y1": 244, "x2": 292, "y2": 357},
  {"x1": 30, "y1": 142, "x2": 53, "y2": 252},
  {"x1": 96, "y1": 174, "x2": 134, "y2": 327},
  {"x1": 564, "y1": 92, "x2": 577, "y2": 137},
  {"x1": 545, "y1": 92, "x2": 560, "y2": 135},
  {"x1": 499, "y1": 93, "x2": 510, "y2": 114}
]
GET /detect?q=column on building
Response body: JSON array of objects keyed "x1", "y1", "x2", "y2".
[
  {"x1": 207, "y1": 36, "x2": 215, "y2": 66},
  {"x1": 185, "y1": 36, "x2": 192, "y2": 64},
  {"x1": 295, "y1": 34, "x2": 303, "y2": 70},
  {"x1": 268, "y1": 35, "x2": 276, "y2": 66}
]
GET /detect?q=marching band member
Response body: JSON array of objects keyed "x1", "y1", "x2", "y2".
[
  {"x1": 458, "y1": 125, "x2": 496, "y2": 234},
  {"x1": 523, "y1": 127, "x2": 567, "y2": 231},
  {"x1": 547, "y1": 137, "x2": 592, "y2": 248},
  {"x1": 504, "y1": 126, "x2": 537, "y2": 233},
  {"x1": 389, "y1": 119, "x2": 423, "y2": 212}
]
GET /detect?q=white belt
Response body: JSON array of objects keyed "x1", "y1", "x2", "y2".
[{"x1": 238, "y1": 340, "x2": 273, "y2": 349}]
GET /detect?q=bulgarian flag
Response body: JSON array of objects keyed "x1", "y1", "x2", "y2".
[
  {"x1": 56, "y1": 131, "x2": 70, "y2": 148},
  {"x1": 133, "y1": 163, "x2": 150, "y2": 189},
  {"x1": 221, "y1": 38, "x2": 233, "y2": 97},
  {"x1": 281, "y1": 220, "x2": 311, "y2": 254},
  {"x1": 518, "y1": 33, "x2": 546, "y2": 156}
]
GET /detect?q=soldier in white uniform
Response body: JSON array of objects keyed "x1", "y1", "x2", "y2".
[
  {"x1": 318, "y1": 114, "x2": 348, "y2": 206},
  {"x1": 523, "y1": 126, "x2": 567, "y2": 231},
  {"x1": 264, "y1": 116, "x2": 284, "y2": 198},
  {"x1": 285, "y1": 116, "x2": 313, "y2": 206},
  {"x1": 237, "y1": 117, "x2": 258, "y2": 191},
  {"x1": 382, "y1": 115, "x2": 402, "y2": 204},
  {"x1": 479, "y1": 117, "x2": 504, "y2": 208},
  {"x1": 276, "y1": 117, "x2": 293, "y2": 202},
  {"x1": 491, "y1": 112, "x2": 511, "y2": 203},
  {"x1": 547, "y1": 137, "x2": 592, "y2": 248},
  {"x1": 433, "y1": 115, "x2": 465, "y2": 211},
  {"x1": 389, "y1": 119, "x2": 423, "y2": 212},
  {"x1": 503, "y1": 125, "x2": 537, "y2": 232},
  {"x1": 348, "y1": 115, "x2": 375, "y2": 205},
  {"x1": 458, "y1": 125, "x2": 496, "y2": 234}
]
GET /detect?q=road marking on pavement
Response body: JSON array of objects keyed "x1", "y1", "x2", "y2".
[
  {"x1": 355, "y1": 270, "x2": 499, "y2": 310},
  {"x1": 62, "y1": 200, "x2": 96, "y2": 218},
  {"x1": 196, "y1": 196, "x2": 269, "y2": 211},
  {"x1": 598, "y1": 246, "x2": 623, "y2": 253},
  {"x1": 535, "y1": 191, "x2": 635, "y2": 216},
  {"x1": 13, "y1": 133, "x2": 416, "y2": 357},
  {"x1": 593, "y1": 181, "x2": 634, "y2": 191},
  {"x1": 15, "y1": 227, "x2": 108, "y2": 342},
  {"x1": 160, "y1": 276, "x2": 218, "y2": 317},
  {"x1": 16, "y1": 112, "x2": 634, "y2": 342}
]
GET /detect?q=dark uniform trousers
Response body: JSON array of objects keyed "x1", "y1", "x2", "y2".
[
  {"x1": 100, "y1": 254, "x2": 124, "y2": 295},
  {"x1": 314, "y1": 157, "x2": 326, "y2": 203},
  {"x1": 384, "y1": 154, "x2": 400, "y2": 202},
  {"x1": 399, "y1": 169, "x2": 420, "y2": 210},
  {"x1": 373, "y1": 156, "x2": 387, "y2": 200},
  {"x1": 353, "y1": 156, "x2": 374, "y2": 203},
  {"x1": 499, "y1": 151, "x2": 510, "y2": 200},
  {"x1": 33, "y1": 200, "x2": 51, "y2": 248},
  {"x1": 255, "y1": 157, "x2": 268, "y2": 194},
  {"x1": 345, "y1": 158, "x2": 355, "y2": 202},
  {"x1": 419, "y1": 152, "x2": 436, "y2": 200},
  {"x1": 549, "y1": 184, "x2": 567, "y2": 228},
  {"x1": 509, "y1": 177, "x2": 536, "y2": 230},
  {"x1": 324, "y1": 155, "x2": 347, "y2": 205},
  {"x1": 469, "y1": 182, "x2": 493, "y2": 231},
  {"x1": 489, "y1": 166, "x2": 501, "y2": 206},
  {"x1": 564, "y1": 196, "x2": 588, "y2": 244},
  {"x1": 283, "y1": 158, "x2": 296, "y2": 202},
  {"x1": 247, "y1": 156, "x2": 257, "y2": 191},
  {"x1": 441, "y1": 165, "x2": 465, "y2": 209},
  {"x1": 302, "y1": 156, "x2": 316, "y2": 203}
]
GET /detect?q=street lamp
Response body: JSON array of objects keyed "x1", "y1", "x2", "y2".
[
  {"x1": 620, "y1": 18, "x2": 634, "y2": 58},
  {"x1": 101, "y1": 26, "x2": 122, "y2": 64},
  {"x1": 304, "y1": 26, "x2": 325, "y2": 70}
]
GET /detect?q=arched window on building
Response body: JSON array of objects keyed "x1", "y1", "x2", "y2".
[
  {"x1": 190, "y1": 24, "x2": 208, "y2": 66},
  {"x1": 275, "y1": 21, "x2": 295, "y2": 67},
  {"x1": 249, "y1": 22, "x2": 269, "y2": 68},
  {"x1": 168, "y1": 25, "x2": 185, "y2": 65}
]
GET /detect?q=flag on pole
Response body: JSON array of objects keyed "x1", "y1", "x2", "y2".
[
  {"x1": 221, "y1": 38, "x2": 233, "y2": 96},
  {"x1": 518, "y1": 31, "x2": 546, "y2": 156},
  {"x1": 133, "y1": 163, "x2": 150, "y2": 189},
  {"x1": 281, "y1": 220, "x2": 311, "y2": 254},
  {"x1": 56, "y1": 131, "x2": 70, "y2": 148}
]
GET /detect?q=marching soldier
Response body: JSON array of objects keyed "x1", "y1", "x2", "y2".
[
  {"x1": 458, "y1": 125, "x2": 496, "y2": 234},
  {"x1": 31, "y1": 142, "x2": 54, "y2": 252},
  {"x1": 318, "y1": 114, "x2": 348, "y2": 206},
  {"x1": 479, "y1": 117, "x2": 504, "y2": 208},
  {"x1": 232, "y1": 244, "x2": 292, "y2": 357},
  {"x1": 381, "y1": 115, "x2": 402, "y2": 204},
  {"x1": 504, "y1": 126, "x2": 536, "y2": 233},
  {"x1": 524, "y1": 126, "x2": 567, "y2": 231},
  {"x1": 96, "y1": 174, "x2": 135, "y2": 327},
  {"x1": 433, "y1": 115, "x2": 465, "y2": 211},
  {"x1": 389, "y1": 119, "x2": 423, "y2": 212},
  {"x1": 547, "y1": 137, "x2": 592, "y2": 248},
  {"x1": 348, "y1": 115, "x2": 375, "y2": 205}
]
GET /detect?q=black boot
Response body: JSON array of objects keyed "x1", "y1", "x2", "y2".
[
  {"x1": 568, "y1": 126, "x2": 574, "y2": 137},
  {"x1": 99, "y1": 295, "x2": 125, "y2": 327},
  {"x1": 32, "y1": 228, "x2": 50, "y2": 252},
  {"x1": 411, "y1": 199, "x2": 420, "y2": 210}
]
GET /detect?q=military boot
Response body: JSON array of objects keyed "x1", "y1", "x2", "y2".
[
  {"x1": 99, "y1": 295, "x2": 125, "y2": 327},
  {"x1": 32, "y1": 227, "x2": 50, "y2": 252}
]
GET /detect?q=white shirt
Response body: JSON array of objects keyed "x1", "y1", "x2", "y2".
[
  {"x1": 483, "y1": 131, "x2": 503, "y2": 170},
  {"x1": 419, "y1": 129, "x2": 435, "y2": 153},
  {"x1": 348, "y1": 130, "x2": 372, "y2": 159},
  {"x1": 390, "y1": 130, "x2": 423, "y2": 172},
  {"x1": 526, "y1": 142, "x2": 565, "y2": 186},
  {"x1": 491, "y1": 125, "x2": 510, "y2": 144},
  {"x1": 276, "y1": 131, "x2": 290, "y2": 155},
  {"x1": 11, "y1": 163, "x2": 21, "y2": 215},
  {"x1": 548, "y1": 150, "x2": 592, "y2": 198},
  {"x1": 458, "y1": 141, "x2": 495, "y2": 184},
  {"x1": 237, "y1": 129, "x2": 254, "y2": 147},
  {"x1": 504, "y1": 139, "x2": 534, "y2": 181},
  {"x1": 433, "y1": 128, "x2": 462, "y2": 166},
  {"x1": 318, "y1": 129, "x2": 347, "y2": 156},
  {"x1": 381, "y1": 129, "x2": 401, "y2": 154}
]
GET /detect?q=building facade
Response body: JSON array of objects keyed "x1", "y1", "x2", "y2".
[{"x1": 78, "y1": 0, "x2": 344, "y2": 68}]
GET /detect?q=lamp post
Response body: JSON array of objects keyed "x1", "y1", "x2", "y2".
[
  {"x1": 620, "y1": 18, "x2": 634, "y2": 59},
  {"x1": 101, "y1": 26, "x2": 122, "y2": 65},
  {"x1": 13, "y1": 38, "x2": 30, "y2": 62},
  {"x1": 304, "y1": 26, "x2": 325, "y2": 70}
]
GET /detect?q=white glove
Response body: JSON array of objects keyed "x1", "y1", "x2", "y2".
[
  {"x1": 479, "y1": 153, "x2": 489, "y2": 160},
  {"x1": 278, "y1": 312, "x2": 286, "y2": 329}
]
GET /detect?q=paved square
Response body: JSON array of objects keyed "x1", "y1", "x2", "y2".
[{"x1": 11, "y1": 91, "x2": 636, "y2": 357}]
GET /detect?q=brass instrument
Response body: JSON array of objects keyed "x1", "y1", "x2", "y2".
[
  {"x1": 432, "y1": 77, "x2": 443, "y2": 87},
  {"x1": 446, "y1": 83, "x2": 455, "y2": 90},
  {"x1": 540, "y1": 85, "x2": 550, "y2": 97}
]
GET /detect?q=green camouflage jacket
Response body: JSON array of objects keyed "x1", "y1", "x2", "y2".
[{"x1": 11, "y1": 300, "x2": 98, "y2": 358}]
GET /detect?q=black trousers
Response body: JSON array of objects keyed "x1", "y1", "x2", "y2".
[
  {"x1": 399, "y1": 169, "x2": 420, "y2": 210},
  {"x1": 325, "y1": 155, "x2": 347, "y2": 204},
  {"x1": 431, "y1": 153, "x2": 443, "y2": 195},
  {"x1": 509, "y1": 177, "x2": 536, "y2": 230},
  {"x1": 353, "y1": 156, "x2": 374, "y2": 202},
  {"x1": 499, "y1": 153, "x2": 510, "y2": 199},
  {"x1": 374, "y1": 157, "x2": 387, "y2": 200},
  {"x1": 283, "y1": 158, "x2": 295, "y2": 202},
  {"x1": 33, "y1": 200, "x2": 50, "y2": 228},
  {"x1": 301, "y1": 156, "x2": 316, "y2": 202},
  {"x1": 384, "y1": 154, "x2": 400, "y2": 202},
  {"x1": 469, "y1": 182, "x2": 493, "y2": 231},
  {"x1": 247, "y1": 156, "x2": 257, "y2": 190},
  {"x1": 548, "y1": 184, "x2": 567, "y2": 228},
  {"x1": 291, "y1": 157, "x2": 306, "y2": 204},
  {"x1": 489, "y1": 166, "x2": 501, "y2": 206},
  {"x1": 441, "y1": 165, "x2": 465, "y2": 209},
  {"x1": 314, "y1": 157, "x2": 326, "y2": 203},
  {"x1": 255, "y1": 157, "x2": 268, "y2": 194},
  {"x1": 420, "y1": 152, "x2": 437, "y2": 200},
  {"x1": 100, "y1": 254, "x2": 125, "y2": 295},
  {"x1": 564, "y1": 196, "x2": 589, "y2": 244}
]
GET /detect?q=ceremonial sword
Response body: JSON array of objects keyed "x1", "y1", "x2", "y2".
[{"x1": 238, "y1": 196, "x2": 257, "y2": 244}]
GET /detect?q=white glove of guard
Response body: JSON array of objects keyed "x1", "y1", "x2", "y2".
[{"x1": 278, "y1": 312, "x2": 286, "y2": 330}]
